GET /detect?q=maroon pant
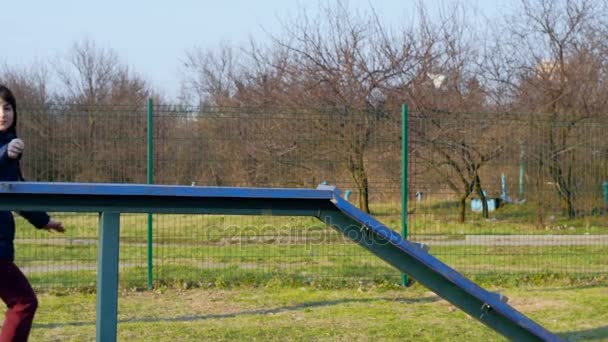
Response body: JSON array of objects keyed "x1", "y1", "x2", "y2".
[{"x1": 0, "y1": 261, "x2": 37, "y2": 342}]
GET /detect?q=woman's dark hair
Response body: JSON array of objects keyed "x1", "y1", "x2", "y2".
[{"x1": 0, "y1": 85, "x2": 17, "y2": 132}]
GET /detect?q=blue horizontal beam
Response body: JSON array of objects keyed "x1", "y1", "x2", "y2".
[
  {"x1": 0, "y1": 182, "x2": 334, "y2": 199},
  {"x1": 0, "y1": 182, "x2": 334, "y2": 215}
]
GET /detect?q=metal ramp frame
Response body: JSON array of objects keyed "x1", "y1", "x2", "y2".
[{"x1": 0, "y1": 182, "x2": 561, "y2": 341}]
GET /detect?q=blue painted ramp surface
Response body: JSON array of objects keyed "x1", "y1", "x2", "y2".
[{"x1": 0, "y1": 182, "x2": 333, "y2": 199}]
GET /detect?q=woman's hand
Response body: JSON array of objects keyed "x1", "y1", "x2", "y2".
[
  {"x1": 43, "y1": 219, "x2": 65, "y2": 233},
  {"x1": 7, "y1": 138, "x2": 24, "y2": 159}
]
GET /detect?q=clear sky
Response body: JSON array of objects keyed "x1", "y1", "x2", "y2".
[{"x1": 3, "y1": 0, "x2": 514, "y2": 100}]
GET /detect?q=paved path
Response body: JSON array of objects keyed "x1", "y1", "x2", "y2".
[
  {"x1": 411, "y1": 234, "x2": 608, "y2": 246},
  {"x1": 16, "y1": 234, "x2": 608, "y2": 247}
]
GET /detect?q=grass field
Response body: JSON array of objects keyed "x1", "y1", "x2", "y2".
[{"x1": 29, "y1": 283, "x2": 608, "y2": 341}]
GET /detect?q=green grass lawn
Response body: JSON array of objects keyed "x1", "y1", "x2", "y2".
[
  {"x1": 29, "y1": 284, "x2": 608, "y2": 341},
  {"x1": 16, "y1": 241, "x2": 607, "y2": 290}
]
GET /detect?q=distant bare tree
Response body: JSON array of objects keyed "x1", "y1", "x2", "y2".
[
  {"x1": 55, "y1": 39, "x2": 119, "y2": 105},
  {"x1": 248, "y1": 2, "x2": 428, "y2": 212},
  {"x1": 412, "y1": 109, "x2": 509, "y2": 222},
  {"x1": 404, "y1": 3, "x2": 503, "y2": 222},
  {"x1": 53, "y1": 39, "x2": 153, "y2": 182},
  {"x1": 482, "y1": 0, "x2": 608, "y2": 219},
  {"x1": 0, "y1": 63, "x2": 51, "y2": 106},
  {"x1": 181, "y1": 44, "x2": 240, "y2": 106},
  {"x1": 179, "y1": 2, "x2": 485, "y2": 213}
]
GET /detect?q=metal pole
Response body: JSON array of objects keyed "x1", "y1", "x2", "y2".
[
  {"x1": 147, "y1": 98, "x2": 153, "y2": 290},
  {"x1": 603, "y1": 181, "x2": 608, "y2": 213},
  {"x1": 96, "y1": 212, "x2": 120, "y2": 342},
  {"x1": 401, "y1": 104, "x2": 409, "y2": 286},
  {"x1": 519, "y1": 145, "x2": 525, "y2": 199}
]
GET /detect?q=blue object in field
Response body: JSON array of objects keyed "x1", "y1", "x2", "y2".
[
  {"x1": 500, "y1": 174, "x2": 513, "y2": 203},
  {"x1": 603, "y1": 181, "x2": 608, "y2": 208},
  {"x1": 472, "y1": 190, "x2": 499, "y2": 212},
  {"x1": 501, "y1": 174, "x2": 507, "y2": 201},
  {"x1": 471, "y1": 198, "x2": 500, "y2": 212},
  {"x1": 344, "y1": 190, "x2": 351, "y2": 201},
  {"x1": 0, "y1": 182, "x2": 560, "y2": 341}
]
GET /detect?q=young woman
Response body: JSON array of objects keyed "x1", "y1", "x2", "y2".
[{"x1": 0, "y1": 85, "x2": 64, "y2": 341}]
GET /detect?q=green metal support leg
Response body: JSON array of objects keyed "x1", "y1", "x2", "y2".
[{"x1": 96, "y1": 212, "x2": 120, "y2": 342}]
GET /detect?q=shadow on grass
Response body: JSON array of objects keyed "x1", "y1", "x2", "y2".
[
  {"x1": 560, "y1": 326, "x2": 608, "y2": 341},
  {"x1": 34, "y1": 295, "x2": 440, "y2": 328}
]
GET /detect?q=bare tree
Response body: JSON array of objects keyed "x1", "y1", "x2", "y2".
[
  {"x1": 482, "y1": 0, "x2": 608, "y2": 219},
  {"x1": 53, "y1": 39, "x2": 153, "y2": 182},
  {"x1": 250, "y1": 2, "x2": 428, "y2": 212},
  {"x1": 403, "y1": 2, "x2": 504, "y2": 222},
  {"x1": 412, "y1": 108, "x2": 508, "y2": 222},
  {"x1": 181, "y1": 43, "x2": 240, "y2": 106},
  {"x1": 55, "y1": 39, "x2": 120, "y2": 105},
  {"x1": 0, "y1": 63, "x2": 51, "y2": 106}
]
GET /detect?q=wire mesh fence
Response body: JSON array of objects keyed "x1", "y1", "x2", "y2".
[
  {"x1": 11, "y1": 103, "x2": 608, "y2": 290},
  {"x1": 408, "y1": 109, "x2": 608, "y2": 277},
  {"x1": 15, "y1": 103, "x2": 402, "y2": 289}
]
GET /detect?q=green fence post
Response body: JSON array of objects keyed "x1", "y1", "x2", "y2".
[
  {"x1": 519, "y1": 145, "x2": 525, "y2": 199},
  {"x1": 147, "y1": 98, "x2": 154, "y2": 290},
  {"x1": 401, "y1": 104, "x2": 409, "y2": 286},
  {"x1": 603, "y1": 181, "x2": 608, "y2": 213}
]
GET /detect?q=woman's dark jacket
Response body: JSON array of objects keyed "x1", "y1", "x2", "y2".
[{"x1": 0, "y1": 131, "x2": 49, "y2": 261}]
